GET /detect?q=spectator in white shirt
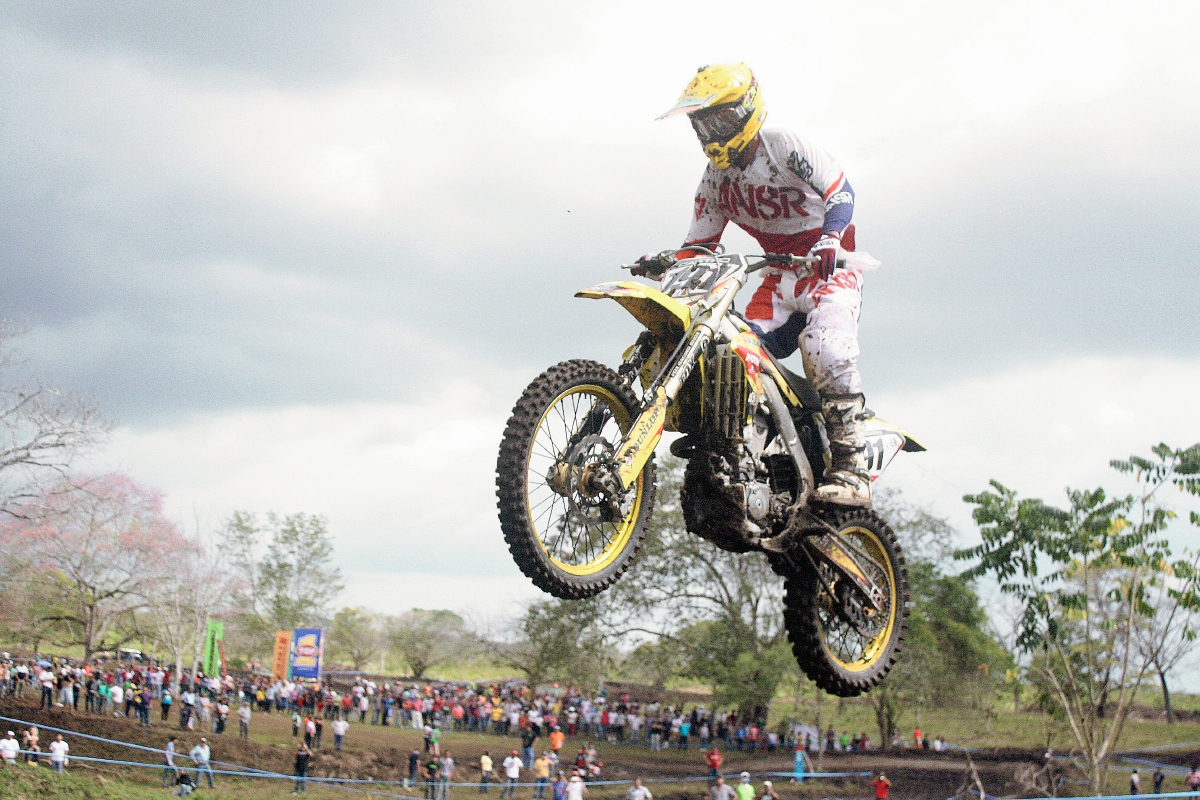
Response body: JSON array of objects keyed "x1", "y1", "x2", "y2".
[
  {"x1": 48, "y1": 734, "x2": 69, "y2": 773},
  {"x1": 333, "y1": 718, "x2": 350, "y2": 750},
  {"x1": 566, "y1": 772, "x2": 587, "y2": 800},
  {"x1": 501, "y1": 750, "x2": 522, "y2": 799},
  {"x1": 0, "y1": 731, "x2": 18, "y2": 765},
  {"x1": 163, "y1": 736, "x2": 178, "y2": 788}
]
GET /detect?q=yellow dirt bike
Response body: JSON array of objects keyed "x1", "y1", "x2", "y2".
[{"x1": 496, "y1": 247, "x2": 925, "y2": 696}]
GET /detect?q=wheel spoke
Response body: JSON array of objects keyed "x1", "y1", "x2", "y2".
[{"x1": 539, "y1": 391, "x2": 620, "y2": 566}]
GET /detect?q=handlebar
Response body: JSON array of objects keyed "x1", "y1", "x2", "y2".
[
  {"x1": 622, "y1": 250, "x2": 842, "y2": 278},
  {"x1": 761, "y1": 252, "x2": 820, "y2": 268}
]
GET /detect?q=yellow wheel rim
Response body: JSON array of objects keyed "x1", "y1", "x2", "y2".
[
  {"x1": 524, "y1": 385, "x2": 646, "y2": 577},
  {"x1": 818, "y1": 526, "x2": 897, "y2": 672}
]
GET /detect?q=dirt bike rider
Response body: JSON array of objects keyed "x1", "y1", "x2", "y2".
[{"x1": 645, "y1": 63, "x2": 871, "y2": 506}]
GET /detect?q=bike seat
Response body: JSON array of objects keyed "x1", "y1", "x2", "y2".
[{"x1": 765, "y1": 354, "x2": 822, "y2": 411}]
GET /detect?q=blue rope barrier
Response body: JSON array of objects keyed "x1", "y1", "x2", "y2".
[
  {"x1": 0, "y1": 712, "x2": 281, "y2": 777},
  {"x1": 0, "y1": 747, "x2": 869, "y2": 788}
]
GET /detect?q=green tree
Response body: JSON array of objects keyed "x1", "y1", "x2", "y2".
[
  {"x1": 389, "y1": 609, "x2": 472, "y2": 678},
  {"x1": 607, "y1": 457, "x2": 787, "y2": 720},
  {"x1": 221, "y1": 510, "x2": 343, "y2": 658},
  {"x1": 956, "y1": 443, "x2": 1200, "y2": 793},
  {"x1": 622, "y1": 638, "x2": 686, "y2": 690},
  {"x1": 864, "y1": 491, "x2": 1009, "y2": 747},
  {"x1": 490, "y1": 597, "x2": 608, "y2": 690},
  {"x1": 328, "y1": 606, "x2": 383, "y2": 671}
]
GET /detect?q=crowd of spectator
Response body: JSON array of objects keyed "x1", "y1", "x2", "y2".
[{"x1": 1, "y1": 653, "x2": 940, "y2": 760}]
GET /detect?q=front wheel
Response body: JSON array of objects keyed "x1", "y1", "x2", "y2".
[
  {"x1": 496, "y1": 359, "x2": 656, "y2": 599},
  {"x1": 782, "y1": 508, "x2": 909, "y2": 696}
]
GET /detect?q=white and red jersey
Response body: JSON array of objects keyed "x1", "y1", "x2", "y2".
[{"x1": 684, "y1": 128, "x2": 854, "y2": 257}]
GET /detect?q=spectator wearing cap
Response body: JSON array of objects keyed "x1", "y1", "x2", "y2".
[
  {"x1": 0, "y1": 731, "x2": 19, "y2": 765},
  {"x1": 501, "y1": 750, "x2": 522, "y2": 799},
  {"x1": 566, "y1": 771, "x2": 587, "y2": 800},
  {"x1": 874, "y1": 773, "x2": 892, "y2": 800},
  {"x1": 189, "y1": 737, "x2": 214, "y2": 788},
  {"x1": 758, "y1": 780, "x2": 780, "y2": 800},
  {"x1": 735, "y1": 772, "x2": 754, "y2": 800}
]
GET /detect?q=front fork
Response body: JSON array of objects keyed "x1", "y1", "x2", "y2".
[{"x1": 605, "y1": 279, "x2": 746, "y2": 492}]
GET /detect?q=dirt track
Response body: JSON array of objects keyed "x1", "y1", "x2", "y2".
[{"x1": 0, "y1": 697, "x2": 1167, "y2": 799}]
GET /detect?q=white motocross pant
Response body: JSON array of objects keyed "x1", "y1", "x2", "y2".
[{"x1": 744, "y1": 268, "x2": 863, "y2": 397}]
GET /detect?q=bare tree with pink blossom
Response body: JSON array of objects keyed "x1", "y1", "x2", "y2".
[
  {"x1": 145, "y1": 528, "x2": 236, "y2": 694},
  {"x1": 0, "y1": 473, "x2": 189, "y2": 659}
]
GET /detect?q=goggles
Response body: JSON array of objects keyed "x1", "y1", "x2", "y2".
[{"x1": 688, "y1": 86, "x2": 756, "y2": 144}]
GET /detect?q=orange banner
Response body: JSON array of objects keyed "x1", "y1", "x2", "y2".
[{"x1": 272, "y1": 630, "x2": 290, "y2": 680}]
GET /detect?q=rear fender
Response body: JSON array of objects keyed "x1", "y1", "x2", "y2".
[{"x1": 862, "y1": 417, "x2": 926, "y2": 481}]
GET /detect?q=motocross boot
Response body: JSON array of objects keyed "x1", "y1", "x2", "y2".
[{"x1": 815, "y1": 393, "x2": 872, "y2": 506}]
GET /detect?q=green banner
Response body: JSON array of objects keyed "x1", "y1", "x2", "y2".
[{"x1": 201, "y1": 620, "x2": 225, "y2": 676}]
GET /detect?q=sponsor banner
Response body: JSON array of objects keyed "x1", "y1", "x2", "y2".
[
  {"x1": 201, "y1": 620, "x2": 224, "y2": 677},
  {"x1": 289, "y1": 628, "x2": 323, "y2": 680},
  {"x1": 272, "y1": 630, "x2": 290, "y2": 680}
]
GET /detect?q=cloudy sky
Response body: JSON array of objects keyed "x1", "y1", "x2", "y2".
[{"x1": 2, "y1": 1, "x2": 1198, "y2": 652}]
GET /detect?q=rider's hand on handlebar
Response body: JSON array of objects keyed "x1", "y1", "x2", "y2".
[
  {"x1": 630, "y1": 253, "x2": 670, "y2": 279},
  {"x1": 809, "y1": 234, "x2": 840, "y2": 281}
]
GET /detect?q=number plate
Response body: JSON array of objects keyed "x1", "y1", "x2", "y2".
[{"x1": 659, "y1": 254, "x2": 746, "y2": 299}]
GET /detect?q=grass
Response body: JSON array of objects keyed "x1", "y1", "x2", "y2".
[
  {"x1": 0, "y1": 764, "x2": 354, "y2": 799},
  {"x1": 770, "y1": 690, "x2": 1200, "y2": 753}
]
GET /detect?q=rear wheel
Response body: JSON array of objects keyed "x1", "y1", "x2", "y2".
[
  {"x1": 782, "y1": 509, "x2": 908, "y2": 696},
  {"x1": 496, "y1": 360, "x2": 656, "y2": 599}
]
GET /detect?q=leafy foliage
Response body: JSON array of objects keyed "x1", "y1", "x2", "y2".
[
  {"x1": 388, "y1": 608, "x2": 473, "y2": 678},
  {"x1": 955, "y1": 442, "x2": 1200, "y2": 791},
  {"x1": 604, "y1": 456, "x2": 788, "y2": 719},
  {"x1": 859, "y1": 491, "x2": 1008, "y2": 745},
  {"x1": 490, "y1": 596, "x2": 609, "y2": 689},
  {"x1": 220, "y1": 510, "x2": 344, "y2": 658},
  {"x1": 328, "y1": 606, "x2": 385, "y2": 671}
]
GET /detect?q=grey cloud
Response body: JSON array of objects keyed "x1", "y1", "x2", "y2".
[
  {"x1": 2, "y1": 4, "x2": 1198, "y2": 429},
  {"x1": 0, "y1": 1, "x2": 573, "y2": 86}
]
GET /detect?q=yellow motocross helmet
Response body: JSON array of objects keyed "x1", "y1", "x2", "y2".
[{"x1": 659, "y1": 63, "x2": 766, "y2": 170}]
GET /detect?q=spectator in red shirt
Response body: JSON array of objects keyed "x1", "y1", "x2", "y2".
[
  {"x1": 706, "y1": 747, "x2": 723, "y2": 782},
  {"x1": 874, "y1": 773, "x2": 892, "y2": 800}
]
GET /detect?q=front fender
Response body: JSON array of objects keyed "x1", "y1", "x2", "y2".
[{"x1": 575, "y1": 282, "x2": 691, "y2": 341}]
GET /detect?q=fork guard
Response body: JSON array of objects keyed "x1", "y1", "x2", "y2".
[{"x1": 761, "y1": 510, "x2": 885, "y2": 613}]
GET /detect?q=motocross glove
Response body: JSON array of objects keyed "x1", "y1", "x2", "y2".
[
  {"x1": 630, "y1": 253, "x2": 670, "y2": 279},
  {"x1": 809, "y1": 234, "x2": 841, "y2": 281}
]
